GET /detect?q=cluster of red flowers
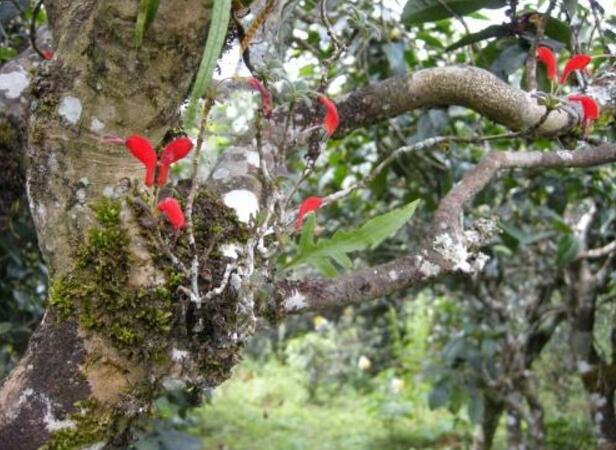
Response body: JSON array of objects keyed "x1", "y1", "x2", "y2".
[
  {"x1": 115, "y1": 78, "x2": 341, "y2": 232},
  {"x1": 536, "y1": 47, "x2": 599, "y2": 128},
  {"x1": 247, "y1": 78, "x2": 340, "y2": 230},
  {"x1": 105, "y1": 134, "x2": 193, "y2": 231}
]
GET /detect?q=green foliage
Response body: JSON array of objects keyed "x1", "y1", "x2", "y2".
[
  {"x1": 183, "y1": 0, "x2": 232, "y2": 129},
  {"x1": 0, "y1": 204, "x2": 46, "y2": 379},
  {"x1": 556, "y1": 234, "x2": 581, "y2": 267},
  {"x1": 402, "y1": 0, "x2": 506, "y2": 26},
  {"x1": 285, "y1": 200, "x2": 420, "y2": 277},
  {"x1": 134, "y1": 0, "x2": 161, "y2": 48}
]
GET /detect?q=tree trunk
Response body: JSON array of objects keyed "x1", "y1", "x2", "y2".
[
  {"x1": 0, "y1": 1, "x2": 235, "y2": 448},
  {"x1": 566, "y1": 263, "x2": 616, "y2": 449},
  {"x1": 471, "y1": 394, "x2": 503, "y2": 450}
]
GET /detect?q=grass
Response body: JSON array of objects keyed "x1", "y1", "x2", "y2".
[{"x1": 189, "y1": 359, "x2": 467, "y2": 450}]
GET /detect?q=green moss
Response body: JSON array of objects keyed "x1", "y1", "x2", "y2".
[
  {"x1": 48, "y1": 198, "x2": 178, "y2": 361},
  {"x1": 41, "y1": 399, "x2": 122, "y2": 450}
]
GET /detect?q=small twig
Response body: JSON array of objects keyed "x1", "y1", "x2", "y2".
[
  {"x1": 185, "y1": 97, "x2": 215, "y2": 307},
  {"x1": 203, "y1": 263, "x2": 235, "y2": 300},
  {"x1": 321, "y1": 132, "x2": 524, "y2": 210},
  {"x1": 588, "y1": 0, "x2": 611, "y2": 54},
  {"x1": 319, "y1": 0, "x2": 345, "y2": 70},
  {"x1": 29, "y1": 0, "x2": 46, "y2": 60},
  {"x1": 578, "y1": 241, "x2": 616, "y2": 260},
  {"x1": 154, "y1": 228, "x2": 188, "y2": 273}
]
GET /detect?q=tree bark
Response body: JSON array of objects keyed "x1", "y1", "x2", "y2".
[
  {"x1": 0, "y1": 1, "x2": 212, "y2": 448},
  {"x1": 471, "y1": 395, "x2": 503, "y2": 450}
]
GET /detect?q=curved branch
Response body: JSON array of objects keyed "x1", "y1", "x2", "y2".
[
  {"x1": 335, "y1": 66, "x2": 581, "y2": 136},
  {"x1": 271, "y1": 143, "x2": 616, "y2": 315}
]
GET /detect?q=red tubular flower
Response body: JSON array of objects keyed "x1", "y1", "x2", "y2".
[
  {"x1": 157, "y1": 137, "x2": 194, "y2": 186},
  {"x1": 560, "y1": 54, "x2": 592, "y2": 84},
  {"x1": 124, "y1": 135, "x2": 158, "y2": 187},
  {"x1": 296, "y1": 196, "x2": 323, "y2": 230},
  {"x1": 318, "y1": 95, "x2": 340, "y2": 137},
  {"x1": 42, "y1": 51, "x2": 54, "y2": 60},
  {"x1": 248, "y1": 77, "x2": 273, "y2": 119},
  {"x1": 568, "y1": 94, "x2": 600, "y2": 126},
  {"x1": 536, "y1": 46, "x2": 557, "y2": 81},
  {"x1": 157, "y1": 198, "x2": 186, "y2": 231}
]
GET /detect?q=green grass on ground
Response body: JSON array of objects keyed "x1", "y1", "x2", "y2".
[{"x1": 189, "y1": 359, "x2": 467, "y2": 450}]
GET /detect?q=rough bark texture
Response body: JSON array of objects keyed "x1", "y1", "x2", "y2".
[{"x1": 0, "y1": 1, "x2": 212, "y2": 448}]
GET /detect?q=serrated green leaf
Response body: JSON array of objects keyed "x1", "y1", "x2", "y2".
[
  {"x1": 402, "y1": 0, "x2": 506, "y2": 26},
  {"x1": 134, "y1": 0, "x2": 161, "y2": 48},
  {"x1": 184, "y1": 0, "x2": 232, "y2": 129},
  {"x1": 285, "y1": 200, "x2": 420, "y2": 277}
]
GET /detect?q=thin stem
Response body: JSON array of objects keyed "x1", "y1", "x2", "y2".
[{"x1": 184, "y1": 97, "x2": 215, "y2": 307}]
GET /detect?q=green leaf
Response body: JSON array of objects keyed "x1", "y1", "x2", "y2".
[
  {"x1": 445, "y1": 24, "x2": 511, "y2": 51},
  {"x1": 490, "y1": 42, "x2": 528, "y2": 79},
  {"x1": 563, "y1": 0, "x2": 577, "y2": 17},
  {"x1": 428, "y1": 383, "x2": 450, "y2": 409},
  {"x1": 134, "y1": 0, "x2": 161, "y2": 48},
  {"x1": 544, "y1": 17, "x2": 572, "y2": 48},
  {"x1": 285, "y1": 200, "x2": 420, "y2": 277},
  {"x1": 402, "y1": 0, "x2": 506, "y2": 26},
  {"x1": 556, "y1": 234, "x2": 580, "y2": 267},
  {"x1": 184, "y1": 0, "x2": 232, "y2": 129},
  {"x1": 468, "y1": 393, "x2": 485, "y2": 424}
]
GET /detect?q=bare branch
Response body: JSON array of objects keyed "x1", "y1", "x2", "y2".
[{"x1": 578, "y1": 241, "x2": 616, "y2": 260}]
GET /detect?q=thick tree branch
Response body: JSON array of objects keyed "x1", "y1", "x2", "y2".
[{"x1": 334, "y1": 66, "x2": 583, "y2": 136}]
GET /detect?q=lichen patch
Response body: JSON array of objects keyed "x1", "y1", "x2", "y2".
[
  {"x1": 58, "y1": 96, "x2": 83, "y2": 125},
  {"x1": 0, "y1": 69, "x2": 29, "y2": 99},
  {"x1": 223, "y1": 189, "x2": 259, "y2": 223}
]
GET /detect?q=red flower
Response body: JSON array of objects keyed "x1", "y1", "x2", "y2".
[
  {"x1": 157, "y1": 198, "x2": 186, "y2": 231},
  {"x1": 125, "y1": 135, "x2": 158, "y2": 187},
  {"x1": 248, "y1": 77, "x2": 273, "y2": 119},
  {"x1": 318, "y1": 95, "x2": 340, "y2": 137},
  {"x1": 296, "y1": 196, "x2": 323, "y2": 230},
  {"x1": 568, "y1": 94, "x2": 600, "y2": 126},
  {"x1": 536, "y1": 46, "x2": 557, "y2": 81},
  {"x1": 560, "y1": 54, "x2": 591, "y2": 84},
  {"x1": 157, "y1": 137, "x2": 194, "y2": 186},
  {"x1": 42, "y1": 51, "x2": 54, "y2": 61}
]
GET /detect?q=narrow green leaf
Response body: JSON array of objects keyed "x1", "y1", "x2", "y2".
[
  {"x1": 134, "y1": 0, "x2": 161, "y2": 48},
  {"x1": 445, "y1": 24, "x2": 511, "y2": 51},
  {"x1": 402, "y1": 0, "x2": 506, "y2": 26},
  {"x1": 314, "y1": 259, "x2": 339, "y2": 277},
  {"x1": 556, "y1": 234, "x2": 581, "y2": 267},
  {"x1": 299, "y1": 214, "x2": 316, "y2": 253},
  {"x1": 285, "y1": 200, "x2": 420, "y2": 277},
  {"x1": 184, "y1": 0, "x2": 232, "y2": 129}
]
